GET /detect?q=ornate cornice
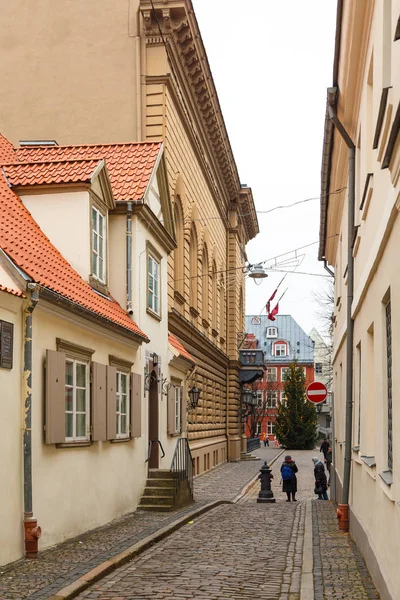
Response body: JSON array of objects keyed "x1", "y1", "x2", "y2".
[{"x1": 140, "y1": 1, "x2": 256, "y2": 222}]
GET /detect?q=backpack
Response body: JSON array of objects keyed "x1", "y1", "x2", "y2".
[{"x1": 282, "y1": 464, "x2": 294, "y2": 481}]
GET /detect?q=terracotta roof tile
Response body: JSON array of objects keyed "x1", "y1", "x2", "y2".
[
  {"x1": 0, "y1": 284, "x2": 25, "y2": 298},
  {"x1": 168, "y1": 333, "x2": 195, "y2": 364},
  {"x1": 0, "y1": 174, "x2": 148, "y2": 341},
  {"x1": 0, "y1": 133, "x2": 17, "y2": 165},
  {"x1": 3, "y1": 159, "x2": 102, "y2": 187},
  {"x1": 16, "y1": 142, "x2": 162, "y2": 201}
]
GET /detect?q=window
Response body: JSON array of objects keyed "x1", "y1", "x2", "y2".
[
  {"x1": 256, "y1": 422, "x2": 262, "y2": 435},
  {"x1": 92, "y1": 207, "x2": 106, "y2": 282},
  {"x1": 267, "y1": 327, "x2": 277, "y2": 338},
  {"x1": 256, "y1": 390, "x2": 263, "y2": 407},
  {"x1": 273, "y1": 342, "x2": 287, "y2": 357},
  {"x1": 266, "y1": 367, "x2": 277, "y2": 382},
  {"x1": 280, "y1": 391, "x2": 287, "y2": 405},
  {"x1": 65, "y1": 358, "x2": 90, "y2": 441},
  {"x1": 281, "y1": 367, "x2": 289, "y2": 381},
  {"x1": 147, "y1": 253, "x2": 160, "y2": 316},
  {"x1": 175, "y1": 385, "x2": 181, "y2": 433},
  {"x1": 266, "y1": 391, "x2": 277, "y2": 408},
  {"x1": 386, "y1": 300, "x2": 392, "y2": 470},
  {"x1": 116, "y1": 371, "x2": 129, "y2": 438},
  {"x1": 315, "y1": 363, "x2": 323, "y2": 375},
  {"x1": 267, "y1": 421, "x2": 276, "y2": 435}
]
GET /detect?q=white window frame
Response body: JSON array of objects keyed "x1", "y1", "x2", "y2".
[
  {"x1": 92, "y1": 206, "x2": 106, "y2": 283},
  {"x1": 65, "y1": 358, "x2": 90, "y2": 442},
  {"x1": 175, "y1": 385, "x2": 182, "y2": 433},
  {"x1": 266, "y1": 390, "x2": 278, "y2": 408},
  {"x1": 256, "y1": 390, "x2": 263, "y2": 407},
  {"x1": 116, "y1": 370, "x2": 130, "y2": 439},
  {"x1": 256, "y1": 422, "x2": 262, "y2": 435},
  {"x1": 267, "y1": 421, "x2": 276, "y2": 435},
  {"x1": 266, "y1": 327, "x2": 277, "y2": 338},
  {"x1": 281, "y1": 367, "x2": 290, "y2": 381},
  {"x1": 280, "y1": 391, "x2": 287, "y2": 404},
  {"x1": 147, "y1": 253, "x2": 160, "y2": 316},
  {"x1": 274, "y1": 342, "x2": 287, "y2": 357},
  {"x1": 266, "y1": 367, "x2": 277, "y2": 382}
]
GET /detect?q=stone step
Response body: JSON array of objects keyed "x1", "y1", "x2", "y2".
[
  {"x1": 138, "y1": 504, "x2": 173, "y2": 512},
  {"x1": 143, "y1": 486, "x2": 175, "y2": 497},
  {"x1": 148, "y1": 469, "x2": 174, "y2": 480},
  {"x1": 139, "y1": 495, "x2": 175, "y2": 506},
  {"x1": 146, "y1": 478, "x2": 175, "y2": 488}
]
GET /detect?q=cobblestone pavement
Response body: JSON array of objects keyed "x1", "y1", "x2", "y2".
[
  {"x1": 75, "y1": 450, "x2": 380, "y2": 600},
  {"x1": 0, "y1": 447, "x2": 281, "y2": 600}
]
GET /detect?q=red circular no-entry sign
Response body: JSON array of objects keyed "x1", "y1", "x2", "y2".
[{"x1": 306, "y1": 381, "x2": 328, "y2": 404}]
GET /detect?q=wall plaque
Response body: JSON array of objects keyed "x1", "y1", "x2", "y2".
[{"x1": 0, "y1": 320, "x2": 14, "y2": 369}]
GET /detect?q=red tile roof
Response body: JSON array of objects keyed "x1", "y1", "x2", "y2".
[
  {"x1": 0, "y1": 174, "x2": 149, "y2": 341},
  {"x1": 0, "y1": 133, "x2": 16, "y2": 164},
  {"x1": 16, "y1": 142, "x2": 162, "y2": 201},
  {"x1": 168, "y1": 333, "x2": 195, "y2": 364},
  {"x1": 0, "y1": 284, "x2": 25, "y2": 298},
  {"x1": 3, "y1": 159, "x2": 103, "y2": 187}
]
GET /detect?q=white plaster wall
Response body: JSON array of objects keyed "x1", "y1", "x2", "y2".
[
  {"x1": 108, "y1": 213, "x2": 126, "y2": 309},
  {"x1": 31, "y1": 305, "x2": 147, "y2": 551},
  {"x1": 21, "y1": 191, "x2": 90, "y2": 281},
  {"x1": 0, "y1": 294, "x2": 24, "y2": 565}
]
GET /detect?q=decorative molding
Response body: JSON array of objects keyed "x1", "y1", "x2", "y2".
[
  {"x1": 373, "y1": 87, "x2": 391, "y2": 150},
  {"x1": 56, "y1": 337, "x2": 95, "y2": 360},
  {"x1": 109, "y1": 355, "x2": 134, "y2": 371}
]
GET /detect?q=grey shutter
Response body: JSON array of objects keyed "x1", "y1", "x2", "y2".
[
  {"x1": 130, "y1": 372, "x2": 142, "y2": 438},
  {"x1": 92, "y1": 362, "x2": 107, "y2": 441},
  {"x1": 167, "y1": 385, "x2": 177, "y2": 436},
  {"x1": 106, "y1": 365, "x2": 117, "y2": 440},
  {"x1": 180, "y1": 386, "x2": 187, "y2": 433},
  {"x1": 0, "y1": 320, "x2": 14, "y2": 369},
  {"x1": 45, "y1": 350, "x2": 66, "y2": 444}
]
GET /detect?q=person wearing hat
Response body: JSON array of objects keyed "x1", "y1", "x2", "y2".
[
  {"x1": 312, "y1": 457, "x2": 328, "y2": 500},
  {"x1": 280, "y1": 455, "x2": 298, "y2": 502}
]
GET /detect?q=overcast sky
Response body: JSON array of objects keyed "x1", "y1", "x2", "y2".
[{"x1": 193, "y1": 0, "x2": 337, "y2": 337}]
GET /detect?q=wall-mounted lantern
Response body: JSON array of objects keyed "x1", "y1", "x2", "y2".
[{"x1": 188, "y1": 385, "x2": 201, "y2": 409}]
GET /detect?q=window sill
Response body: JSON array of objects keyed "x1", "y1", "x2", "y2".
[
  {"x1": 146, "y1": 307, "x2": 162, "y2": 322},
  {"x1": 379, "y1": 470, "x2": 393, "y2": 486},
  {"x1": 56, "y1": 441, "x2": 93, "y2": 448},
  {"x1": 361, "y1": 455, "x2": 376, "y2": 468},
  {"x1": 89, "y1": 275, "x2": 109, "y2": 296},
  {"x1": 110, "y1": 437, "x2": 132, "y2": 444}
]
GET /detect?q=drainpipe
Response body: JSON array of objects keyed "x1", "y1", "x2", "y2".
[
  {"x1": 324, "y1": 260, "x2": 334, "y2": 277},
  {"x1": 126, "y1": 202, "x2": 133, "y2": 315},
  {"x1": 23, "y1": 283, "x2": 41, "y2": 558},
  {"x1": 327, "y1": 87, "x2": 355, "y2": 523}
]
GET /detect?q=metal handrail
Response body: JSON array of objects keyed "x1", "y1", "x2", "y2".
[
  {"x1": 145, "y1": 439, "x2": 166, "y2": 463},
  {"x1": 170, "y1": 437, "x2": 194, "y2": 501}
]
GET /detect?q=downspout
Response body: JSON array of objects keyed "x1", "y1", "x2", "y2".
[
  {"x1": 327, "y1": 88, "x2": 355, "y2": 517},
  {"x1": 23, "y1": 283, "x2": 41, "y2": 557},
  {"x1": 324, "y1": 260, "x2": 334, "y2": 277},
  {"x1": 126, "y1": 202, "x2": 133, "y2": 315}
]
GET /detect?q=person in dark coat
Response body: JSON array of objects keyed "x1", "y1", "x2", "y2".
[
  {"x1": 320, "y1": 439, "x2": 329, "y2": 458},
  {"x1": 312, "y1": 457, "x2": 328, "y2": 500},
  {"x1": 281, "y1": 455, "x2": 298, "y2": 502}
]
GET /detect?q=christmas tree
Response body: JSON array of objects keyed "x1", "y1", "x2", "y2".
[{"x1": 275, "y1": 360, "x2": 317, "y2": 449}]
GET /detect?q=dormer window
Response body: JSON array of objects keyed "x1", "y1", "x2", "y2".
[
  {"x1": 92, "y1": 207, "x2": 106, "y2": 283},
  {"x1": 273, "y1": 341, "x2": 288, "y2": 357},
  {"x1": 267, "y1": 327, "x2": 277, "y2": 338}
]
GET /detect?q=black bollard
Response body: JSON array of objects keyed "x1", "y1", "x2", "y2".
[{"x1": 257, "y1": 460, "x2": 276, "y2": 503}]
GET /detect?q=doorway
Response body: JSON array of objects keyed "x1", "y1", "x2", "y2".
[{"x1": 148, "y1": 368, "x2": 159, "y2": 469}]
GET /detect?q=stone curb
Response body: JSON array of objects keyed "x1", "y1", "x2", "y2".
[
  {"x1": 48, "y1": 499, "x2": 230, "y2": 600},
  {"x1": 48, "y1": 450, "x2": 286, "y2": 600}
]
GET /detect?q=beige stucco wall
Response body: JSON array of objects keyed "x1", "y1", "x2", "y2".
[
  {"x1": 0, "y1": 0, "x2": 142, "y2": 145},
  {"x1": 0, "y1": 292, "x2": 24, "y2": 565},
  {"x1": 325, "y1": 1, "x2": 400, "y2": 597},
  {"x1": 21, "y1": 191, "x2": 91, "y2": 282}
]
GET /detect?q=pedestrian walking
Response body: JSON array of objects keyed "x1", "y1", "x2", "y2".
[
  {"x1": 324, "y1": 447, "x2": 332, "y2": 485},
  {"x1": 265, "y1": 436, "x2": 269, "y2": 447},
  {"x1": 320, "y1": 438, "x2": 329, "y2": 458},
  {"x1": 281, "y1": 455, "x2": 298, "y2": 502},
  {"x1": 261, "y1": 431, "x2": 267, "y2": 447},
  {"x1": 312, "y1": 457, "x2": 329, "y2": 500}
]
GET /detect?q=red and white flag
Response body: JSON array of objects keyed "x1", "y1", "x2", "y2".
[{"x1": 268, "y1": 303, "x2": 279, "y2": 321}]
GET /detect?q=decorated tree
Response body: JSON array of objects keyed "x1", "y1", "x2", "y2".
[{"x1": 275, "y1": 360, "x2": 317, "y2": 449}]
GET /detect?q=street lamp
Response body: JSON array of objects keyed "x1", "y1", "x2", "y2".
[
  {"x1": 316, "y1": 403, "x2": 323, "y2": 414},
  {"x1": 188, "y1": 385, "x2": 201, "y2": 410},
  {"x1": 248, "y1": 264, "x2": 268, "y2": 280}
]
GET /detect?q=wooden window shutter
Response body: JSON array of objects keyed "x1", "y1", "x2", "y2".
[
  {"x1": 130, "y1": 373, "x2": 142, "y2": 438},
  {"x1": 92, "y1": 362, "x2": 107, "y2": 441},
  {"x1": 180, "y1": 386, "x2": 187, "y2": 433},
  {"x1": 0, "y1": 320, "x2": 14, "y2": 369},
  {"x1": 45, "y1": 350, "x2": 66, "y2": 444},
  {"x1": 167, "y1": 385, "x2": 177, "y2": 436},
  {"x1": 106, "y1": 365, "x2": 117, "y2": 440}
]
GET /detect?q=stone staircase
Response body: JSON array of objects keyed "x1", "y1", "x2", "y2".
[
  {"x1": 240, "y1": 451, "x2": 260, "y2": 461},
  {"x1": 138, "y1": 469, "x2": 176, "y2": 511}
]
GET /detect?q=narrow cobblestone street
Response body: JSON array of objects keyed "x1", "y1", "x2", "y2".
[{"x1": 0, "y1": 448, "x2": 381, "y2": 599}]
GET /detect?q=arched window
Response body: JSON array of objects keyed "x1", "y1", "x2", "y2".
[
  {"x1": 212, "y1": 261, "x2": 218, "y2": 331},
  {"x1": 189, "y1": 225, "x2": 198, "y2": 311},
  {"x1": 273, "y1": 340, "x2": 289, "y2": 357},
  {"x1": 174, "y1": 198, "x2": 184, "y2": 297},
  {"x1": 201, "y1": 245, "x2": 209, "y2": 323}
]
